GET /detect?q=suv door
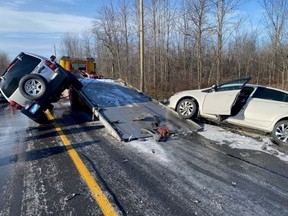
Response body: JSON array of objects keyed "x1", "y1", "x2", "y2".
[{"x1": 202, "y1": 77, "x2": 251, "y2": 115}]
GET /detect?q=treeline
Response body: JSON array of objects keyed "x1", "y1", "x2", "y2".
[
  {"x1": 60, "y1": 0, "x2": 288, "y2": 99},
  {"x1": 0, "y1": 52, "x2": 10, "y2": 74}
]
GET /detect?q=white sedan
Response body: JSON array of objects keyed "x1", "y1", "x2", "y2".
[{"x1": 168, "y1": 77, "x2": 288, "y2": 147}]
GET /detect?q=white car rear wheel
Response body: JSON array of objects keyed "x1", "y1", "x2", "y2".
[
  {"x1": 272, "y1": 120, "x2": 288, "y2": 147},
  {"x1": 176, "y1": 98, "x2": 197, "y2": 119}
]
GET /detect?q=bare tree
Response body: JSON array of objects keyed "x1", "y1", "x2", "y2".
[
  {"x1": 179, "y1": 0, "x2": 191, "y2": 88},
  {"x1": 93, "y1": 2, "x2": 122, "y2": 78},
  {"x1": 185, "y1": 0, "x2": 210, "y2": 88},
  {"x1": 60, "y1": 32, "x2": 83, "y2": 58},
  {"x1": 0, "y1": 52, "x2": 10, "y2": 75},
  {"x1": 57, "y1": 0, "x2": 288, "y2": 98},
  {"x1": 227, "y1": 30, "x2": 258, "y2": 79},
  {"x1": 210, "y1": 0, "x2": 242, "y2": 84},
  {"x1": 119, "y1": 0, "x2": 132, "y2": 82},
  {"x1": 151, "y1": 0, "x2": 158, "y2": 91},
  {"x1": 259, "y1": 0, "x2": 288, "y2": 88},
  {"x1": 81, "y1": 29, "x2": 94, "y2": 58}
]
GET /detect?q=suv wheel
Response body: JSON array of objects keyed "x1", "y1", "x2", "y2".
[{"x1": 19, "y1": 74, "x2": 47, "y2": 100}]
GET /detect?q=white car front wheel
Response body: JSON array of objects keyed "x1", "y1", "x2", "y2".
[{"x1": 176, "y1": 98, "x2": 197, "y2": 119}]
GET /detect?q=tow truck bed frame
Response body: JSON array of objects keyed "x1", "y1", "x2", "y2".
[{"x1": 72, "y1": 78, "x2": 202, "y2": 141}]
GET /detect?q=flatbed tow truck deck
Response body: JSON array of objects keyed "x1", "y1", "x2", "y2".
[{"x1": 73, "y1": 78, "x2": 202, "y2": 141}]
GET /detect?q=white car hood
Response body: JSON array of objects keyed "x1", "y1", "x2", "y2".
[{"x1": 168, "y1": 87, "x2": 210, "y2": 109}]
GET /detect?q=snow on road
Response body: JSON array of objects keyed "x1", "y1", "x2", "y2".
[
  {"x1": 199, "y1": 124, "x2": 288, "y2": 163},
  {"x1": 126, "y1": 123, "x2": 288, "y2": 164},
  {"x1": 128, "y1": 139, "x2": 171, "y2": 164}
]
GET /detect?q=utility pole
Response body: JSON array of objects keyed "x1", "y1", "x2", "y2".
[
  {"x1": 54, "y1": 43, "x2": 57, "y2": 58},
  {"x1": 139, "y1": 0, "x2": 144, "y2": 92}
]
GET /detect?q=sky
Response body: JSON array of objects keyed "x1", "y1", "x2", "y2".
[
  {"x1": 0, "y1": 0, "x2": 264, "y2": 61},
  {"x1": 0, "y1": 0, "x2": 98, "y2": 59}
]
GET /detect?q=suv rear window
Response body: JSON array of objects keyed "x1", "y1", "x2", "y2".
[{"x1": 0, "y1": 53, "x2": 41, "y2": 97}]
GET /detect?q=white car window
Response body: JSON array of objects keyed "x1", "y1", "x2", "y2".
[
  {"x1": 217, "y1": 77, "x2": 251, "y2": 92},
  {"x1": 252, "y1": 87, "x2": 288, "y2": 102}
]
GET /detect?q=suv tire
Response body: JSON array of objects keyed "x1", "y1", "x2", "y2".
[{"x1": 19, "y1": 74, "x2": 47, "y2": 100}]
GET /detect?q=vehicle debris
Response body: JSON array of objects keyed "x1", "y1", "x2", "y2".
[
  {"x1": 141, "y1": 127, "x2": 170, "y2": 142},
  {"x1": 137, "y1": 115, "x2": 171, "y2": 142},
  {"x1": 122, "y1": 158, "x2": 128, "y2": 163},
  {"x1": 64, "y1": 193, "x2": 80, "y2": 201},
  {"x1": 192, "y1": 199, "x2": 201, "y2": 204}
]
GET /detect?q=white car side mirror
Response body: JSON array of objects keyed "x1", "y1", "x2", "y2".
[{"x1": 211, "y1": 84, "x2": 217, "y2": 92}]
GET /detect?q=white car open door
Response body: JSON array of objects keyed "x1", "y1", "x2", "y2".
[{"x1": 202, "y1": 77, "x2": 251, "y2": 115}]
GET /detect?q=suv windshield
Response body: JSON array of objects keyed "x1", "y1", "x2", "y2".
[{"x1": 0, "y1": 53, "x2": 41, "y2": 97}]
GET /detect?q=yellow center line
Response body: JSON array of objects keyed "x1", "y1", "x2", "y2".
[{"x1": 46, "y1": 111, "x2": 118, "y2": 216}]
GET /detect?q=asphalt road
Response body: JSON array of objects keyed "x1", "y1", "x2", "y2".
[{"x1": 0, "y1": 100, "x2": 287, "y2": 216}]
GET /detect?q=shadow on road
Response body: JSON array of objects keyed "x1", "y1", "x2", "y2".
[{"x1": 0, "y1": 141, "x2": 98, "y2": 167}]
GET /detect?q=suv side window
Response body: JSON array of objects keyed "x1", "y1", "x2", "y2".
[
  {"x1": 1, "y1": 54, "x2": 41, "y2": 97},
  {"x1": 252, "y1": 87, "x2": 288, "y2": 102}
]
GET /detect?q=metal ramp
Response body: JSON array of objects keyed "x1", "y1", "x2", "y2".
[{"x1": 77, "y1": 78, "x2": 202, "y2": 141}]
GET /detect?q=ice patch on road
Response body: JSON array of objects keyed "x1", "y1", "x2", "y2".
[
  {"x1": 199, "y1": 124, "x2": 288, "y2": 163},
  {"x1": 127, "y1": 139, "x2": 170, "y2": 164}
]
